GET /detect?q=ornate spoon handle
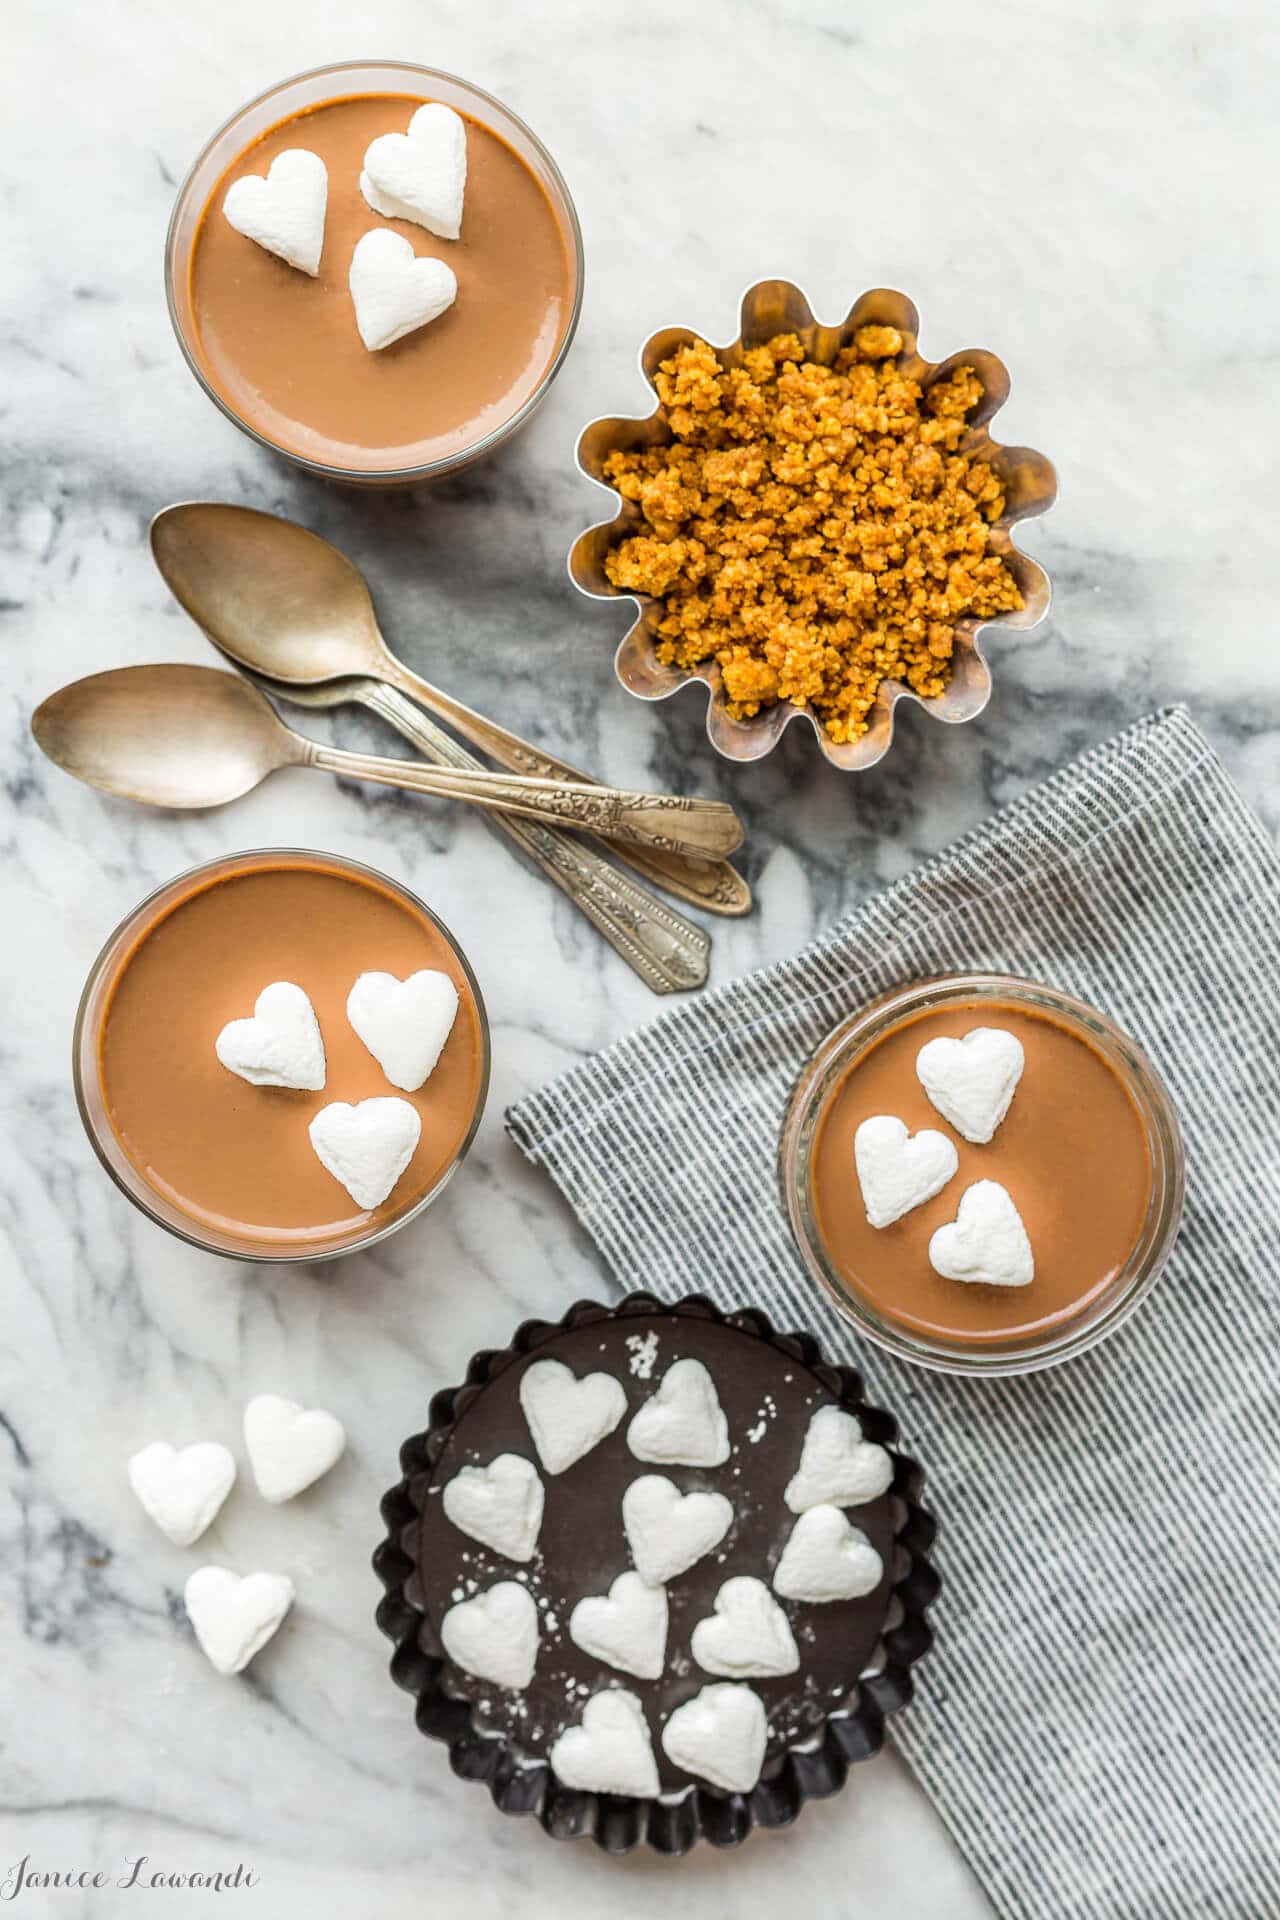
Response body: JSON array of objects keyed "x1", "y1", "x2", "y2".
[
  {"x1": 356, "y1": 683, "x2": 710, "y2": 995},
  {"x1": 384, "y1": 660, "x2": 752, "y2": 917},
  {"x1": 303, "y1": 738, "x2": 741, "y2": 859}
]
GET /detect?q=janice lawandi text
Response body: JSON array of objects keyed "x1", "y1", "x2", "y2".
[{"x1": 2, "y1": 1856, "x2": 259, "y2": 1900}]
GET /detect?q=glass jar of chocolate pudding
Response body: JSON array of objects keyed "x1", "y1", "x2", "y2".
[
  {"x1": 781, "y1": 974, "x2": 1184, "y2": 1375},
  {"x1": 166, "y1": 63, "x2": 583, "y2": 482},
  {"x1": 74, "y1": 850, "x2": 489, "y2": 1262}
]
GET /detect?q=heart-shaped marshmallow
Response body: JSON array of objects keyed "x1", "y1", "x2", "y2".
[
  {"x1": 627, "y1": 1359, "x2": 729, "y2": 1468},
  {"x1": 347, "y1": 969, "x2": 459, "y2": 1092},
  {"x1": 184, "y1": 1566, "x2": 294, "y2": 1676},
  {"x1": 215, "y1": 981, "x2": 325, "y2": 1091},
  {"x1": 929, "y1": 1178, "x2": 1034, "y2": 1287},
  {"x1": 441, "y1": 1579, "x2": 539, "y2": 1689},
  {"x1": 784, "y1": 1404, "x2": 894, "y2": 1514},
  {"x1": 569, "y1": 1571, "x2": 668, "y2": 1681},
  {"x1": 660, "y1": 1683, "x2": 767, "y2": 1794},
  {"x1": 243, "y1": 1395, "x2": 346, "y2": 1505},
  {"x1": 916, "y1": 1025, "x2": 1025, "y2": 1144},
  {"x1": 854, "y1": 1114, "x2": 958, "y2": 1228},
  {"x1": 442, "y1": 1453, "x2": 544, "y2": 1562},
  {"x1": 549, "y1": 1687, "x2": 660, "y2": 1798},
  {"x1": 690, "y1": 1576, "x2": 799, "y2": 1679},
  {"x1": 128, "y1": 1441, "x2": 235, "y2": 1547},
  {"x1": 518, "y1": 1358, "x2": 626, "y2": 1475},
  {"x1": 349, "y1": 229, "x2": 457, "y2": 352},
  {"x1": 622, "y1": 1475, "x2": 733, "y2": 1587},
  {"x1": 360, "y1": 102, "x2": 467, "y2": 240},
  {"x1": 222, "y1": 148, "x2": 328, "y2": 276},
  {"x1": 772, "y1": 1505, "x2": 884, "y2": 1604},
  {"x1": 308, "y1": 1096, "x2": 421, "y2": 1211}
]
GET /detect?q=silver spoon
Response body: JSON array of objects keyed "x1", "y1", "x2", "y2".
[
  {"x1": 31, "y1": 665, "x2": 743, "y2": 861},
  {"x1": 149, "y1": 502, "x2": 751, "y2": 917},
  {"x1": 222, "y1": 662, "x2": 711, "y2": 994}
]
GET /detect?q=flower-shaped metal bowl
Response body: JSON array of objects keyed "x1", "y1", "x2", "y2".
[
  {"x1": 373, "y1": 1289, "x2": 939, "y2": 1855},
  {"x1": 569, "y1": 280, "x2": 1057, "y2": 771}
]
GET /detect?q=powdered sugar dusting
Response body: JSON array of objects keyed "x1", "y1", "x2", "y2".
[{"x1": 626, "y1": 1331, "x2": 660, "y2": 1379}]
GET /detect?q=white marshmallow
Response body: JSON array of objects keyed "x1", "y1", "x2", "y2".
[
  {"x1": 784, "y1": 1404, "x2": 894, "y2": 1514},
  {"x1": 929, "y1": 1178, "x2": 1035, "y2": 1287},
  {"x1": 441, "y1": 1580, "x2": 539, "y2": 1689},
  {"x1": 346, "y1": 968, "x2": 459, "y2": 1091},
  {"x1": 621, "y1": 1475, "x2": 733, "y2": 1588},
  {"x1": 215, "y1": 981, "x2": 325, "y2": 1091},
  {"x1": 349, "y1": 229, "x2": 457, "y2": 352},
  {"x1": 660, "y1": 1683, "x2": 767, "y2": 1794},
  {"x1": 916, "y1": 1026, "x2": 1025, "y2": 1143},
  {"x1": 627, "y1": 1359, "x2": 729, "y2": 1468},
  {"x1": 308, "y1": 1096, "x2": 421, "y2": 1211},
  {"x1": 184, "y1": 1566, "x2": 294, "y2": 1676},
  {"x1": 772, "y1": 1506, "x2": 884, "y2": 1604},
  {"x1": 569, "y1": 1571, "x2": 668, "y2": 1681},
  {"x1": 550, "y1": 1688, "x2": 659, "y2": 1798},
  {"x1": 690, "y1": 1576, "x2": 799, "y2": 1679},
  {"x1": 518, "y1": 1358, "x2": 626, "y2": 1475},
  {"x1": 127, "y1": 1441, "x2": 235, "y2": 1547},
  {"x1": 854, "y1": 1114, "x2": 958, "y2": 1228},
  {"x1": 442, "y1": 1453, "x2": 544, "y2": 1562},
  {"x1": 360, "y1": 102, "x2": 467, "y2": 240},
  {"x1": 243, "y1": 1395, "x2": 346, "y2": 1505},
  {"x1": 222, "y1": 148, "x2": 328, "y2": 276}
]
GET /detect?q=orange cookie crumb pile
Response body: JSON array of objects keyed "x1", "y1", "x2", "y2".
[{"x1": 602, "y1": 329, "x2": 1024, "y2": 744}]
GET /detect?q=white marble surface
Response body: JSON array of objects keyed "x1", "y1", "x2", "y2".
[{"x1": 3, "y1": 0, "x2": 1278, "y2": 1912}]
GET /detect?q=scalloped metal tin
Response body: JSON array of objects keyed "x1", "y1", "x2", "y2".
[
  {"x1": 373, "y1": 1289, "x2": 939, "y2": 1854},
  {"x1": 569, "y1": 281, "x2": 1057, "y2": 771}
]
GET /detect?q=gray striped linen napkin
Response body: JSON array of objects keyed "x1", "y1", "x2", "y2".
[{"x1": 507, "y1": 707, "x2": 1280, "y2": 1918}]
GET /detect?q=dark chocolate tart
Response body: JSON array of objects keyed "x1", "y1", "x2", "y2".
[{"x1": 373, "y1": 1291, "x2": 940, "y2": 1854}]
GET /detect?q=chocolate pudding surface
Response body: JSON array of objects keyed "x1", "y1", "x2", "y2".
[
  {"x1": 98, "y1": 859, "x2": 484, "y2": 1245},
  {"x1": 189, "y1": 93, "x2": 572, "y2": 470},
  {"x1": 411, "y1": 1311, "x2": 899, "y2": 1794},
  {"x1": 812, "y1": 1001, "x2": 1153, "y2": 1345}
]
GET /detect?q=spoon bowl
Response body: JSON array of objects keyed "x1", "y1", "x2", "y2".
[
  {"x1": 151, "y1": 503, "x2": 388, "y2": 687},
  {"x1": 32, "y1": 663, "x2": 299, "y2": 809}
]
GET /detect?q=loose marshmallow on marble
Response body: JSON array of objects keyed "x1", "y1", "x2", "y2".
[
  {"x1": 929, "y1": 1178, "x2": 1035, "y2": 1287},
  {"x1": 784, "y1": 1404, "x2": 894, "y2": 1514},
  {"x1": 854, "y1": 1114, "x2": 958, "y2": 1228},
  {"x1": 349, "y1": 229, "x2": 457, "y2": 352},
  {"x1": 127, "y1": 1441, "x2": 236, "y2": 1547},
  {"x1": 660, "y1": 1683, "x2": 767, "y2": 1794},
  {"x1": 346, "y1": 968, "x2": 458, "y2": 1092},
  {"x1": 222, "y1": 148, "x2": 327, "y2": 276},
  {"x1": 627, "y1": 1358, "x2": 729, "y2": 1468},
  {"x1": 215, "y1": 981, "x2": 325, "y2": 1091},
  {"x1": 690, "y1": 1576, "x2": 799, "y2": 1679},
  {"x1": 308, "y1": 1097, "x2": 421, "y2": 1211},
  {"x1": 184, "y1": 1566, "x2": 294, "y2": 1676},
  {"x1": 442, "y1": 1453, "x2": 544, "y2": 1563},
  {"x1": 772, "y1": 1505, "x2": 884, "y2": 1604},
  {"x1": 518, "y1": 1358, "x2": 627, "y2": 1475},
  {"x1": 243, "y1": 1395, "x2": 346, "y2": 1505},
  {"x1": 441, "y1": 1580, "x2": 539, "y2": 1690},
  {"x1": 549, "y1": 1687, "x2": 660, "y2": 1798},
  {"x1": 621, "y1": 1475, "x2": 733, "y2": 1588},
  {"x1": 569, "y1": 1571, "x2": 668, "y2": 1682},
  {"x1": 916, "y1": 1026, "x2": 1025, "y2": 1144},
  {"x1": 360, "y1": 102, "x2": 468, "y2": 240}
]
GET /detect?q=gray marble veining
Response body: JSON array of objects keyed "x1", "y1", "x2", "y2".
[{"x1": 2, "y1": 0, "x2": 1277, "y2": 1912}]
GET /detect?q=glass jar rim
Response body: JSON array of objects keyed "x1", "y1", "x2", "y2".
[
  {"x1": 73, "y1": 846, "x2": 491, "y2": 1264},
  {"x1": 779, "y1": 971, "x2": 1186, "y2": 1377},
  {"x1": 163, "y1": 59, "x2": 586, "y2": 484}
]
